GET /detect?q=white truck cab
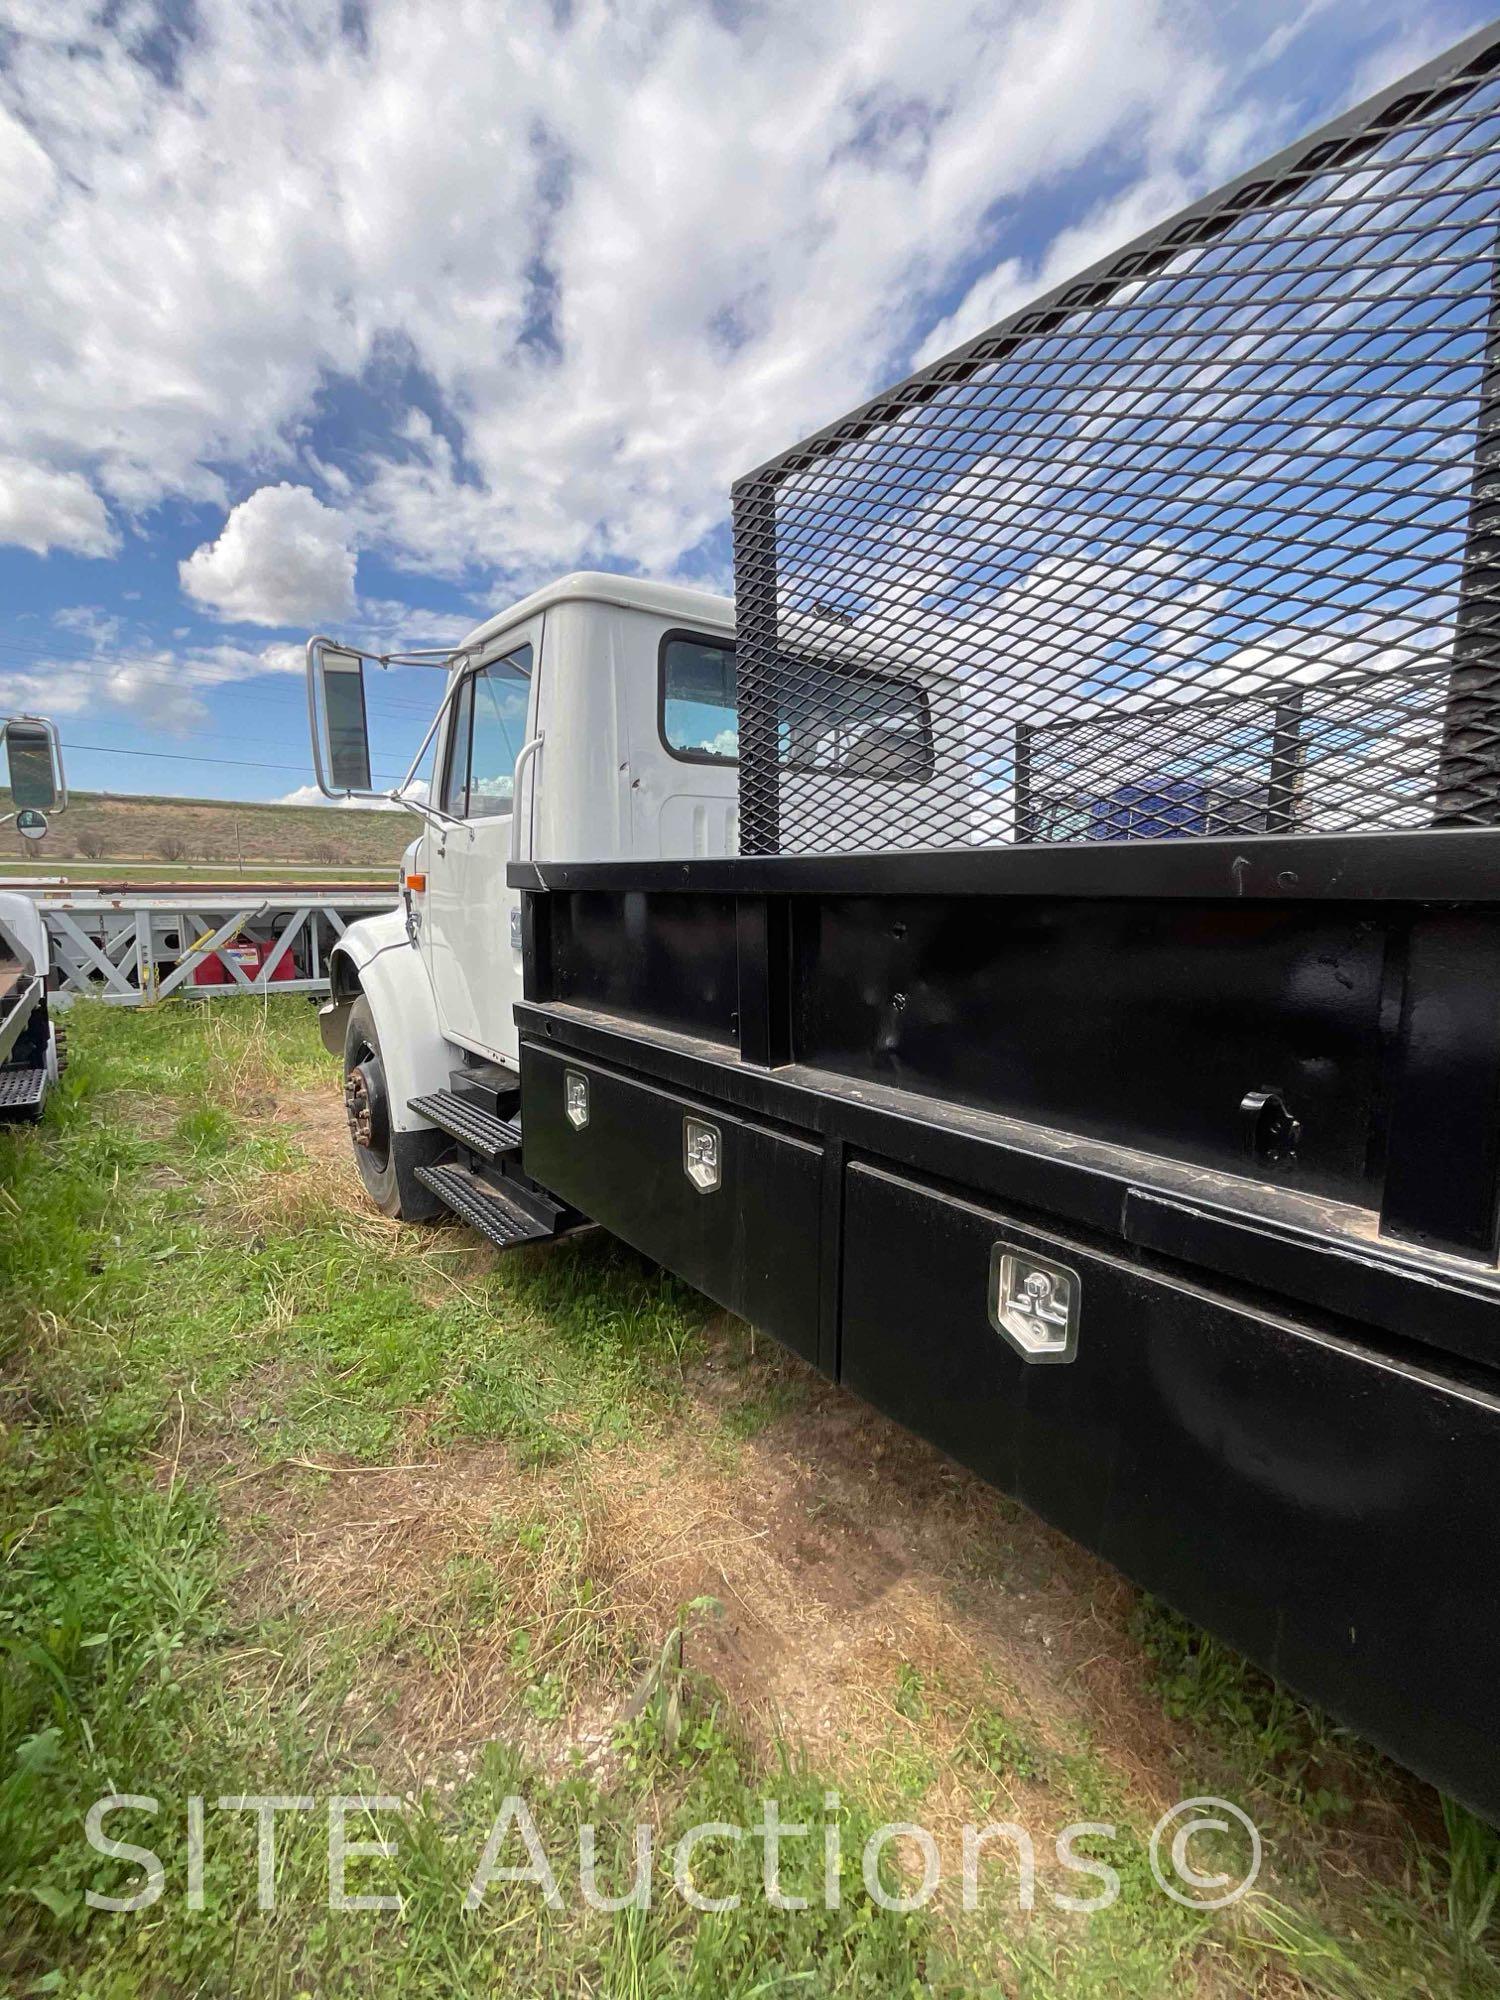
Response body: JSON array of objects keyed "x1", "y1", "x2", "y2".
[
  {"x1": 309, "y1": 568, "x2": 944, "y2": 1222},
  {"x1": 308, "y1": 572, "x2": 738, "y2": 1216},
  {"x1": 413, "y1": 573, "x2": 737, "y2": 1067}
]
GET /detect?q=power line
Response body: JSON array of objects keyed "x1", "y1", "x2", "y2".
[
  {"x1": 0, "y1": 638, "x2": 448, "y2": 720},
  {"x1": 60, "y1": 738, "x2": 409, "y2": 783},
  {"x1": 0, "y1": 626, "x2": 464, "y2": 671},
  {"x1": 0, "y1": 670, "x2": 440, "y2": 728},
  {"x1": 4, "y1": 689, "x2": 420, "y2": 766},
  {"x1": 0, "y1": 633, "x2": 450, "y2": 781},
  {"x1": 50, "y1": 702, "x2": 424, "y2": 766}
]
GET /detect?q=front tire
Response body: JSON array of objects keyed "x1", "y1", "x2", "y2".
[{"x1": 341, "y1": 994, "x2": 444, "y2": 1219}]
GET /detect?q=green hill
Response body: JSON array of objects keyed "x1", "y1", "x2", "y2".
[{"x1": 0, "y1": 789, "x2": 410, "y2": 875}]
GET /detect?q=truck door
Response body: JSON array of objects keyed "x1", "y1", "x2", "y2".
[{"x1": 424, "y1": 636, "x2": 536, "y2": 1063}]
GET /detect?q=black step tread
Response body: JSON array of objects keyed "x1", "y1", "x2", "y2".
[
  {"x1": 408, "y1": 1090, "x2": 522, "y2": 1162},
  {"x1": 0, "y1": 1065, "x2": 47, "y2": 1115},
  {"x1": 414, "y1": 1163, "x2": 553, "y2": 1250}
]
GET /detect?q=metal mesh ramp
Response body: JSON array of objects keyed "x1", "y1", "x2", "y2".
[{"x1": 732, "y1": 25, "x2": 1500, "y2": 855}]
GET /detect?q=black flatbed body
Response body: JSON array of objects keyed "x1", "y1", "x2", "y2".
[
  {"x1": 511, "y1": 835, "x2": 1500, "y2": 1820},
  {"x1": 506, "y1": 23, "x2": 1500, "y2": 1817}
]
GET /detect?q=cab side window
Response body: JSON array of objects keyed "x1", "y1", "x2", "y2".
[
  {"x1": 439, "y1": 644, "x2": 533, "y2": 818},
  {"x1": 440, "y1": 673, "x2": 474, "y2": 816},
  {"x1": 467, "y1": 648, "x2": 532, "y2": 817}
]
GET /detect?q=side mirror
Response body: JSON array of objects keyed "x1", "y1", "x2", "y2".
[
  {"x1": 308, "y1": 639, "x2": 373, "y2": 794},
  {"x1": 2, "y1": 715, "x2": 65, "y2": 812}
]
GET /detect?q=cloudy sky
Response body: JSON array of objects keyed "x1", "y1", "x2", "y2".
[{"x1": 0, "y1": 0, "x2": 1479, "y2": 803}]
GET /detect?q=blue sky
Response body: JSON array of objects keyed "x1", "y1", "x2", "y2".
[{"x1": 0, "y1": 0, "x2": 1482, "y2": 803}]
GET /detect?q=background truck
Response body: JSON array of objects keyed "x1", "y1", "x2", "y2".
[
  {"x1": 0, "y1": 717, "x2": 67, "y2": 1121},
  {"x1": 308, "y1": 24, "x2": 1500, "y2": 1822}
]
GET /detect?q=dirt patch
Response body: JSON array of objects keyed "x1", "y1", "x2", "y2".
[
  {"x1": 207, "y1": 1082, "x2": 402, "y2": 1246},
  {"x1": 204, "y1": 1087, "x2": 1437, "y2": 1885},
  {"x1": 583, "y1": 1361, "x2": 1183, "y2": 1819},
  {"x1": 232, "y1": 1087, "x2": 502, "y2": 1307},
  {"x1": 274, "y1": 1084, "x2": 359, "y2": 1179},
  {"x1": 209, "y1": 1337, "x2": 1183, "y2": 1832},
  {"x1": 218, "y1": 1446, "x2": 560, "y2": 1766}
]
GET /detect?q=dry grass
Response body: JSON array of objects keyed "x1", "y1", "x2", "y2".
[
  {"x1": 0, "y1": 786, "x2": 408, "y2": 870},
  {"x1": 203, "y1": 1081, "x2": 1448, "y2": 1897},
  {"x1": 9, "y1": 998, "x2": 1492, "y2": 1998},
  {"x1": 198, "y1": 1068, "x2": 1224, "y2": 1822}
]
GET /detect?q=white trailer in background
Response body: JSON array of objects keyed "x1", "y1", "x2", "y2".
[{"x1": 0, "y1": 717, "x2": 67, "y2": 1121}]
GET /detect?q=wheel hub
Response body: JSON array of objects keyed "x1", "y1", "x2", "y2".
[{"x1": 344, "y1": 1055, "x2": 389, "y2": 1156}]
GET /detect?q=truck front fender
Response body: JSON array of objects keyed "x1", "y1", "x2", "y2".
[{"x1": 321, "y1": 909, "x2": 451, "y2": 1133}]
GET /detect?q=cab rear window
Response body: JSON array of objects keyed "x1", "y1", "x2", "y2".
[
  {"x1": 659, "y1": 633, "x2": 932, "y2": 781},
  {"x1": 661, "y1": 636, "x2": 738, "y2": 762}
]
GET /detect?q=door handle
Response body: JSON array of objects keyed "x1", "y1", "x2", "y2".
[{"x1": 511, "y1": 734, "x2": 544, "y2": 861}]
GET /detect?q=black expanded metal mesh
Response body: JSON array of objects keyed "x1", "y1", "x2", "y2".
[{"x1": 732, "y1": 25, "x2": 1500, "y2": 855}]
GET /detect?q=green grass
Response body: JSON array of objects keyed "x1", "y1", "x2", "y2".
[
  {"x1": 1128, "y1": 1599, "x2": 1356, "y2": 1815},
  {"x1": 1, "y1": 998, "x2": 1497, "y2": 1997},
  {"x1": 0, "y1": 1002, "x2": 921, "y2": 1995}
]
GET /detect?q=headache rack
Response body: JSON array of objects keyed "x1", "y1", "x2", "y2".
[{"x1": 732, "y1": 22, "x2": 1500, "y2": 856}]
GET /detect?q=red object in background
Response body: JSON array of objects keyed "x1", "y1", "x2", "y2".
[{"x1": 190, "y1": 939, "x2": 298, "y2": 987}]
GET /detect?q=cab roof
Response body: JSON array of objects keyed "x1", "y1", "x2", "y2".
[{"x1": 457, "y1": 571, "x2": 735, "y2": 657}]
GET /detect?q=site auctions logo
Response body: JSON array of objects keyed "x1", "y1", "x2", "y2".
[
  {"x1": 1149, "y1": 1797, "x2": 1263, "y2": 1910},
  {"x1": 79, "y1": 1789, "x2": 1263, "y2": 1918}
]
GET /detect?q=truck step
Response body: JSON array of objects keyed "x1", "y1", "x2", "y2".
[
  {"x1": 409, "y1": 1089, "x2": 522, "y2": 1163},
  {"x1": 414, "y1": 1162, "x2": 557, "y2": 1251},
  {"x1": 448, "y1": 1060, "x2": 521, "y2": 1118},
  {"x1": 0, "y1": 1065, "x2": 47, "y2": 1119}
]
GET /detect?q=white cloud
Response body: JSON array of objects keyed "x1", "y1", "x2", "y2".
[
  {"x1": 0, "y1": 456, "x2": 117, "y2": 557},
  {"x1": 179, "y1": 484, "x2": 357, "y2": 627},
  {"x1": 0, "y1": 0, "x2": 1378, "y2": 598},
  {"x1": 913, "y1": 170, "x2": 1195, "y2": 371},
  {"x1": 0, "y1": 589, "x2": 463, "y2": 739},
  {"x1": 52, "y1": 603, "x2": 124, "y2": 648},
  {"x1": 0, "y1": 637, "x2": 305, "y2": 733},
  {"x1": 256, "y1": 640, "x2": 307, "y2": 675},
  {"x1": 0, "y1": 100, "x2": 54, "y2": 229},
  {"x1": 276, "y1": 782, "x2": 408, "y2": 812},
  {"x1": 347, "y1": 599, "x2": 480, "y2": 649}
]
